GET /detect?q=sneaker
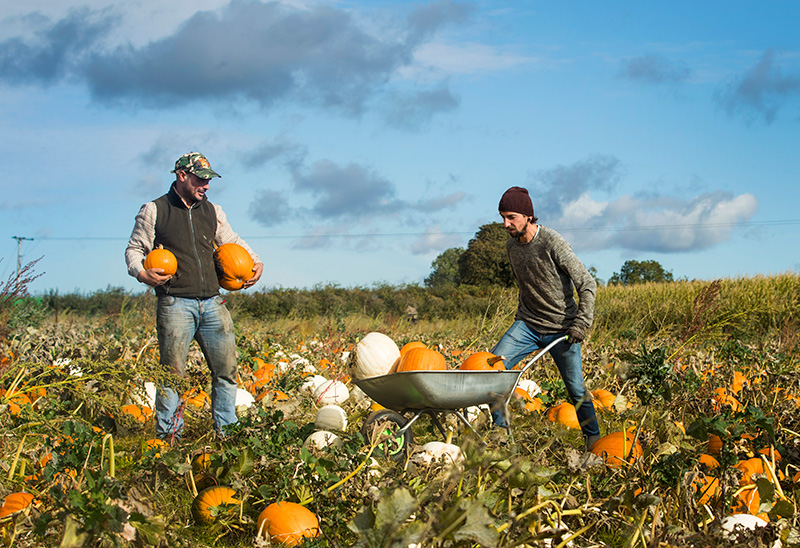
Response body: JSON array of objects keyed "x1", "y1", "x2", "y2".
[{"x1": 585, "y1": 434, "x2": 602, "y2": 451}]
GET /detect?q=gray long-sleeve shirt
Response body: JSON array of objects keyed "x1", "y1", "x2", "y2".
[{"x1": 507, "y1": 225, "x2": 596, "y2": 336}]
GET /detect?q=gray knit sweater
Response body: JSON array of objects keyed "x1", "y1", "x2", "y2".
[{"x1": 506, "y1": 225, "x2": 596, "y2": 336}]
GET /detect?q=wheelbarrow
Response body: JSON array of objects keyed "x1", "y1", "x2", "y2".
[{"x1": 354, "y1": 336, "x2": 567, "y2": 459}]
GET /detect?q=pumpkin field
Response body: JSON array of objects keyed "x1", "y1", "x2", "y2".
[{"x1": 1, "y1": 272, "x2": 800, "y2": 547}]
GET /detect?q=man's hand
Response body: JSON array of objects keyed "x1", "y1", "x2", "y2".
[
  {"x1": 242, "y1": 262, "x2": 264, "y2": 289},
  {"x1": 137, "y1": 268, "x2": 172, "y2": 287},
  {"x1": 566, "y1": 327, "x2": 584, "y2": 344}
]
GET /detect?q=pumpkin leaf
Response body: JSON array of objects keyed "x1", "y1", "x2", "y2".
[
  {"x1": 451, "y1": 498, "x2": 499, "y2": 547},
  {"x1": 348, "y1": 488, "x2": 423, "y2": 548}
]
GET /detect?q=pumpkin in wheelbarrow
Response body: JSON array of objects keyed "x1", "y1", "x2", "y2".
[
  {"x1": 458, "y1": 351, "x2": 505, "y2": 371},
  {"x1": 395, "y1": 347, "x2": 446, "y2": 372}
]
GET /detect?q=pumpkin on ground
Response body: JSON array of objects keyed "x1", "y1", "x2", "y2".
[
  {"x1": 0, "y1": 492, "x2": 34, "y2": 519},
  {"x1": 144, "y1": 439, "x2": 170, "y2": 457},
  {"x1": 591, "y1": 389, "x2": 617, "y2": 410},
  {"x1": 590, "y1": 430, "x2": 643, "y2": 467},
  {"x1": 304, "y1": 430, "x2": 343, "y2": 451},
  {"x1": 313, "y1": 379, "x2": 349, "y2": 405},
  {"x1": 191, "y1": 486, "x2": 239, "y2": 525},
  {"x1": 315, "y1": 404, "x2": 348, "y2": 431},
  {"x1": 733, "y1": 485, "x2": 769, "y2": 522},
  {"x1": 458, "y1": 352, "x2": 505, "y2": 371},
  {"x1": 734, "y1": 457, "x2": 783, "y2": 486},
  {"x1": 411, "y1": 442, "x2": 463, "y2": 466},
  {"x1": 395, "y1": 347, "x2": 447, "y2": 372},
  {"x1": 353, "y1": 332, "x2": 401, "y2": 380},
  {"x1": 213, "y1": 243, "x2": 254, "y2": 291},
  {"x1": 143, "y1": 245, "x2": 177, "y2": 275},
  {"x1": 708, "y1": 434, "x2": 723, "y2": 456},
  {"x1": 545, "y1": 402, "x2": 580, "y2": 430},
  {"x1": 693, "y1": 475, "x2": 719, "y2": 506},
  {"x1": 120, "y1": 404, "x2": 153, "y2": 423},
  {"x1": 257, "y1": 501, "x2": 320, "y2": 546},
  {"x1": 698, "y1": 453, "x2": 720, "y2": 470}
]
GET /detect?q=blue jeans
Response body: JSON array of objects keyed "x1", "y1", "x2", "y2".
[
  {"x1": 155, "y1": 295, "x2": 238, "y2": 439},
  {"x1": 491, "y1": 320, "x2": 599, "y2": 437}
]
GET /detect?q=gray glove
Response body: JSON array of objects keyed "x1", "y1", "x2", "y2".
[{"x1": 566, "y1": 328, "x2": 584, "y2": 344}]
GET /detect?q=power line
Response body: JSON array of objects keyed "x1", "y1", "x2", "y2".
[{"x1": 11, "y1": 218, "x2": 800, "y2": 242}]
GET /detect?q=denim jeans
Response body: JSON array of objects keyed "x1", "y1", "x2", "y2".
[
  {"x1": 155, "y1": 295, "x2": 238, "y2": 439},
  {"x1": 490, "y1": 320, "x2": 599, "y2": 437}
]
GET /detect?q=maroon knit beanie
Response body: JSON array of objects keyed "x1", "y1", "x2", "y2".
[{"x1": 498, "y1": 186, "x2": 534, "y2": 217}]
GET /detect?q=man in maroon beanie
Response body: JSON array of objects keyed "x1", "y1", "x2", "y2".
[{"x1": 491, "y1": 186, "x2": 601, "y2": 451}]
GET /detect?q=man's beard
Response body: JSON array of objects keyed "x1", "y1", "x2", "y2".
[{"x1": 508, "y1": 220, "x2": 529, "y2": 239}]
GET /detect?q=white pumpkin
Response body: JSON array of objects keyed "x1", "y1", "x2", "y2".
[
  {"x1": 721, "y1": 514, "x2": 768, "y2": 532},
  {"x1": 304, "y1": 430, "x2": 343, "y2": 450},
  {"x1": 517, "y1": 379, "x2": 542, "y2": 398},
  {"x1": 352, "y1": 332, "x2": 400, "y2": 380},
  {"x1": 235, "y1": 388, "x2": 255, "y2": 408},
  {"x1": 315, "y1": 404, "x2": 348, "y2": 431},
  {"x1": 300, "y1": 375, "x2": 328, "y2": 396},
  {"x1": 411, "y1": 442, "x2": 463, "y2": 466},
  {"x1": 130, "y1": 381, "x2": 157, "y2": 408},
  {"x1": 465, "y1": 404, "x2": 490, "y2": 423},
  {"x1": 314, "y1": 379, "x2": 349, "y2": 405}
]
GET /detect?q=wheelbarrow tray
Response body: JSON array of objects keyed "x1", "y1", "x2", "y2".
[{"x1": 355, "y1": 369, "x2": 522, "y2": 412}]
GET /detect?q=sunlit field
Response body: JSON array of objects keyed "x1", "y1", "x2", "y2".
[{"x1": 1, "y1": 273, "x2": 798, "y2": 547}]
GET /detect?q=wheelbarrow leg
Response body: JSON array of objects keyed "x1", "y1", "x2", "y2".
[{"x1": 421, "y1": 410, "x2": 450, "y2": 439}]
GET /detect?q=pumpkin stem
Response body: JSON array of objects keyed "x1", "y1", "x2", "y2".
[{"x1": 488, "y1": 355, "x2": 505, "y2": 366}]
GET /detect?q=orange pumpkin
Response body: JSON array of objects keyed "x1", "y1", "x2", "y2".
[
  {"x1": 183, "y1": 388, "x2": 211, "y2": 409},
  {"x1": 120, "y1": 404, "x2": 153, "y2": 423},
  {"x1": 458, "y1": 352, "x2": 505, "y2": 371},
  {"x1": 693, "y1": 475, "x2": 719, "y2": 506},
  {"x1": 395, "y1": 348, "x2": 446, "y2": 372},
  {"x1": 143, "y1": 245, "x2": 177, "y2": 275},
  {"x1": 191, "y1": 486, "x2": 239, "y2": 525},
  {"x1": 591, "y1": 389, "x2": 617, "y2": 410},
  {"x1": 707, "y1": 434, "x2": 723, "y2": 456},
  {"x1": 214, "y1": 243, "x2": 254, "y2": 291},
  {"x1": 733, "y1": 485, "x2": 769, "y2": 522},
  {"x1": 192, "y1": 451, "x2": 212, "y2": 473},
  {"x1": 545, "y1": 402, "x2": 581, "y2": 430},
  {"x1": 256, "y1": 501, "x2": 320, "y2": 546},
  {"x1": 400, "y1": 341, "x2": 427, "y2": 356},
  {"x1": 0, "y1": 492, "x2": 34, "y2": 519},
  {"x1": 144, "y1": 438, "x2": 170, "y2": 457},
  {"x1": 698, "y1": 453, "x2": 720, "y2": 470},
  {"x1": 590, "y1": 430, "x2": 643, "y2": 467}
]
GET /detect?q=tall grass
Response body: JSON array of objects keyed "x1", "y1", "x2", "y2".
[{"x1": 31, "y1": 272, "x2": 800, "y2": 353}]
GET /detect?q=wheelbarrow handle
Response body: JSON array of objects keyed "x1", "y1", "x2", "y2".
[{"x1": 518, "y1": 335, "x2": 569, "y2": 375}]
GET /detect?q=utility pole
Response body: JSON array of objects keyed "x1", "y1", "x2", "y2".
[{"x1": 11, "y1": 236, "x2": 33, "y2": 280}]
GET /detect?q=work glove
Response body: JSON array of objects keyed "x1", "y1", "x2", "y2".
[{"x1": 565, "y1": 328, "x2": 584, "y2": 344}]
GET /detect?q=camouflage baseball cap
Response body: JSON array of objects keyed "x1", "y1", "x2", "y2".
[{"x1": 171, "y1": 152, "x2": 221, "y2": 179}]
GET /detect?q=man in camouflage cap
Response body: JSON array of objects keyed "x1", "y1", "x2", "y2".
[
  {"x1": 171, "y1": 152, "x2": 222, "y2": 180},
  {"x1": 125, "y1": 151, "x2": 263, "y2": 442}
]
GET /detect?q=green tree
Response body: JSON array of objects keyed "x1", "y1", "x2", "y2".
[
  {"x1": 424, "y1": 247, "x2": 464, "y2": 288},
  {"x1": 457, "y1": 223, "x2": 515, "y2": 287},
  {"x1": 608, "y1": 259, "x2": 674, "y2": 285}
]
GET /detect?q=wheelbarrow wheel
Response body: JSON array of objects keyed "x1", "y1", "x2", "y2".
[{"x1": 361, "y1": 410, "x2": 412, "y2": 461}]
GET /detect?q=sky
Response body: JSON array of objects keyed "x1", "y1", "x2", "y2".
[{"x1": 1, "y1": 0, "x2": 799, "y2": 295}]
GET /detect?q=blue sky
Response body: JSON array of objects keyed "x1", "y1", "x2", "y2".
[{"x1": 1, "y1": 0, "x2": 799, "y2": 295}]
